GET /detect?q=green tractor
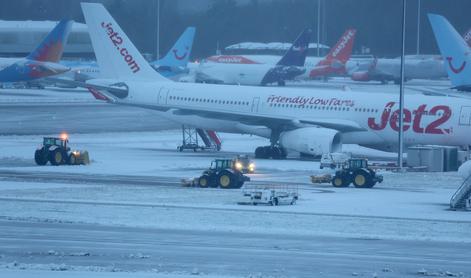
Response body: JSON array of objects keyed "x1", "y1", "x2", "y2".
[
  {"x1": 331, "y1": 158, "x2": 383, "y2": 188},
  {"x1": 197, "y1": 159, "x2": 250, "y2": 189},
  {"x1": 34, "y1": 136, "x2": 89, "y2": 166}
]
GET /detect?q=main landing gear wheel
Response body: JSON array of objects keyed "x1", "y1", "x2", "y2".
[{"x1": 254, "y1": 146, "x2": 287, "y2": 159}]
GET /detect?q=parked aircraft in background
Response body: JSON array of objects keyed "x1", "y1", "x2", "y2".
[
  {"x1": 429, "y1": 14, "x2": 471, "y2": 92},
  {"x1": 205, "y1": 29, "x2": 357, "y2": 81},
  {"x1": 0, "y1": 20, "x2": 72, "y2": 84},
  {"x1": 55, "y1": 26, "x2": 196, "y2": 85},
  {"x1": 151, "y1": 26, "x2": 196, "y2": 79},
  {"x1": 196, "y1": 28, "x2": 311, "y2": 86},
  {"x1": 349, "y1": 55, "x2": 447, "y2": 84},
  {"x1": 80, "y1": 3, "x2": 471, "y2": 161}
]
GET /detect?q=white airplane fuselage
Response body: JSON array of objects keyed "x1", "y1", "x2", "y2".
[
  {"x1": 197, "y1": 62, "x2": 274, "y2": 85},
  {"x1": 108, "y1": 80, "x2": 471, "y2": 152}
]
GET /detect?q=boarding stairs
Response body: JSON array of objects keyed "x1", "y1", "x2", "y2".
[
  {"x1": 177, "y1": 125, "x2": 221, "y2": 152},
  {"x1": 450, "y1": 174, "x2": 471, "y2": 210}
]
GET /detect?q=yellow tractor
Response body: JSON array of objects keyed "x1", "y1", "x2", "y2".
[
  {"x1": 34, "y1": 135, "x2": 89, "y2": 166},
  {"x1": 331, "y1": 158, "x2": 383, "y2": 188},
  {"x1": 197, "y1": 159, "x2": 250, "y2": 189}
]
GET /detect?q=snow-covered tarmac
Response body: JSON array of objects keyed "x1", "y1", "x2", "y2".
[{"x1": 0, "y1": 83, "x2": 470, "y2": 277}]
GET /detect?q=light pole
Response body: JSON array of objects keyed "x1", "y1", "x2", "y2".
[
  {"x1": 398, "y1": 0, "x2": 407, "y2": 171},
  {"x1": 416, "y1": 0, "x2": 421, "y2": 55},
  {"x1": 156, "y1": 0, "x2": 160, "y2": 60},
  {"x1": 317, "y1": 0, "x2": 321, "y2": 57}
]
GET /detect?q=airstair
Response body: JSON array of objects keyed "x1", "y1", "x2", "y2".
[
  {"x1": 450, "y1": 174, "x2": 471, "y2": 210},
  {"x1": 177, "y1": 125, "x2": 221, "y2": 152}
]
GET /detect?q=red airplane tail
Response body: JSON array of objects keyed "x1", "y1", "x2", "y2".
[
  {"x1": 321, "y1": 28, "x2": 356, "y2": 65},
  {"x1": 309, "y1": 29, "x2": 356, "y2": 78}
]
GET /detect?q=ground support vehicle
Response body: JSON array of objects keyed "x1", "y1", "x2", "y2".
[
  {"x1": 34, "y1": 136, "x2": 89, "y2": 166},
  {"x1": 233, "y1": 155, "x2": 255, "y2": 173},
  {"x1": 183, "y1": 159, "x2": 250, "y2": 189},
  {"x1": 331, "y1": 158, "x2": 383, "y2": 188},
  {"x1": 310, "y1": 174, "x2": 333, "y2": 184},
  {"x1": 242, "y1": 185, "x2": 298, "y2": 206},
  {"x1": 319, "y1": 152, "x2": 351, "y2": 169}
]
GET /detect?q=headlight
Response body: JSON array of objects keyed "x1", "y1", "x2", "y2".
[
  {"x1": 249, "y1": 163, "x2": 255, "y2": 171},
  {"x1": 235, "y1": 162, "x2": 242, "y2": 169}
]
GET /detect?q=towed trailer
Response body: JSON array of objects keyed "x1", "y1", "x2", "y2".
[{"x1": 241, "y1": 185, "x2": 298, "y2": 206}]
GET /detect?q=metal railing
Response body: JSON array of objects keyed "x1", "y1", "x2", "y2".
[{"x1": 450, "y1": 174, "x2": 471, "y2": 210}]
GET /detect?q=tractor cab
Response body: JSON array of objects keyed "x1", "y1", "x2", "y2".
[
  {"x1": 344, "y1": 158, "x2": 368, "y2": 170},
  {"x1": 43, "y1": 137, "x2": 69, "y2": 150},
  {"x1": 210, "y1": 159, "x2": 233, "y2": 171}
]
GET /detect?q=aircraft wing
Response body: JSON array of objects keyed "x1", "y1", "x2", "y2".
[
  {"x1": 44, "y1": 77, "x2": 129, "y2": 98},
  {"x1": 165, "y1": 106, "x2": 366, "y2": 132}
]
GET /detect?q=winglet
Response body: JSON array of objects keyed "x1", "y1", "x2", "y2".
[
  {"x1": 81, "y1": 3, "x2": 168, "y2": 82},
  {"x1": 277, "y1": 28, "x2": 312, "y2": 66},
  {"x1": 26, "y1": 20, "x2": 73, "y2": 63},
  {"x1": 428, "y1": 14, "x2": 471, "y2": 88}
]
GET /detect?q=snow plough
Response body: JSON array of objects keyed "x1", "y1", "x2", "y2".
[{"x1": 34, "y1": 134, "x2": 90, "y2": 166}]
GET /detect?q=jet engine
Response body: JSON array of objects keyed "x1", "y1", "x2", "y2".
[
  {"x1": 279, "y1": 127, "x2": 342, "y2": 156},
  {"x1": 351, "y1": 71, "x2": 370, "y2": 81}
]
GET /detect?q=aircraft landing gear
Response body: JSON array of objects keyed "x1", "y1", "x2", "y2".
[{"x1": 255, "y1": 146, "x2": 287, "y2": 160}]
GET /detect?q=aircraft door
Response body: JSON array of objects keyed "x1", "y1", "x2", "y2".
[
  {"x1": 459, "y1": 106, "x2": 471, "y2": 126},
  {"x1": 157, "y1": 87, "x2": 169, "y2": 104},
  {"x1": 251, "y1": 97, "x2": 260, "y2": 113}
]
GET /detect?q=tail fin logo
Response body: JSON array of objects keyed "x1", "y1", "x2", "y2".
[
  {"x1": 173, "y1": 47, "x2": 189, "y2": 60},
  {"x1": 101, "y1": 22, "x2": 140, "y2": 73},
  {"x1": 331, "y1": 30, "x2": 355, "y2": 59},
  {"x1": 446, "y1": 57, "x2": 466, "y2": 74}
]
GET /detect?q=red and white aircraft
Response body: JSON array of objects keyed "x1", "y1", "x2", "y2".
[
  {"x1": 81, "y1": 3, "x2": 471, "y2": 159},
  {"x1": 205, "y1": 29, "x2": 357, "y2": 80}
]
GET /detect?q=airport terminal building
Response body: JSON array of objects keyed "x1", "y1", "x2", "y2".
[{"x1": 0, "y1": 20, "x2": 93, "y2": 58}]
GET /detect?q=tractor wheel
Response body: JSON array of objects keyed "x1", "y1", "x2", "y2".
[
  {"x1": 49, "y1": 149, "x2": 65, "y2": 166},
  {"x1": 218, "y1": 171, "x2": 235, "y2": 189},
  {"x1": 332, "y1": 175, "x2": 349, "y2": 187},
  {"x1": 34, "y1": 149, "x2": 48, "y2": 166},
  {"x1": 198, "y1": 175, "x2": 210, "y2": 188},
  {"x1": 353, "y1": 170, "x2": 372, "y2": 188},
  {"x1": 68, "y1": 152, "x2": 77, "y2": 165}
]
